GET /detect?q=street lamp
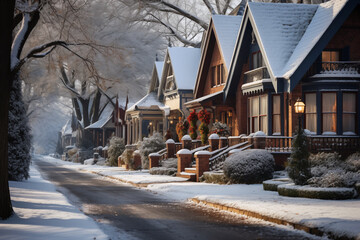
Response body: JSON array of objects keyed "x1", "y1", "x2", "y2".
[{"x1": 294, "y1": 98, "x2": 305, "y2": 131}]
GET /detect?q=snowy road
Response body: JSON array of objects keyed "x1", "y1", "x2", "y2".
[{"x1": 34, "y1": 158, "x2": 319, "y2": 240}]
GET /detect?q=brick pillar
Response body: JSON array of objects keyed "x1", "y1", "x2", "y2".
[
  {"x1": 133, "y1": 150, "x2": 142, "y2": 170},
  {"x1": 208, "y1": 133, "x2": 219, "y2": 151},
  {"x1": 181, "y1": 135, "x2": 192, "y2": 150},
  {"x1": 219, "y1": 137, "x2": 228, "y2": 148},
  {"x1": 148, "y1": 153, "x2": 160, "y2": 169},
  {"x1": 176, "y1": 149, "x2": 192, "y2": 173},
  {"x1": 194, "y1": 151, "x2": 211, "y2": 182},
  {"x1": 253, "y1": 131, "x2": 266, "y2": 149},
  {"x1": 166, "y1": 139, "x2": 176, "y2": 158}
]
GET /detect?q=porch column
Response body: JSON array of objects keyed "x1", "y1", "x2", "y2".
[{"x1": 139, "y1": 117, "x2": 143, "y2": 142}]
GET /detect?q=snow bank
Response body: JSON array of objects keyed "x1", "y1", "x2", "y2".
[{"x1": 0, "y1": 165, "x2": 107, "y2": 240}]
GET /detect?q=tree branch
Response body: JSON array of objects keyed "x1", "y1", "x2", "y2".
[
  {"x1": 144, "y1": 0, "x2": 208, "y2": 29},
  {"x1": 222, "y1": 0, "x2": 232, "y2": 15},
  {"x1": 202, "y1": 0, "x2": 217, "y2": 15},
  {"x1": 148, "y1": 14, "x2": 200, "y2": 47}
]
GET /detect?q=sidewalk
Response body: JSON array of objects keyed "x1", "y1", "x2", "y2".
[
  {"x1": 41, "y1": 155, "x2": 360, "y2": 240},
  {"x1": 0, "y1": 164, "x2": 108, "y2": 240}
]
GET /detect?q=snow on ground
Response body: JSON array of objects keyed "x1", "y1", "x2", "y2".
[
  {"x1": 41, "y1": 155, "x2": 187, "y2": 184},
  {"x1": 40, "y1": 155, "x2": 360, "y2": 239},
  {"x1": 0, "y1": 164, "x2": 108, "y2": 240},
  {"x1": 147, "y1": 182, "x2": 360, "y2": 239}
]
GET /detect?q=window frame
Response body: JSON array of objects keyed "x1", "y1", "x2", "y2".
[
  {"x1": 342, "y1": 92, "x2": 357, "y2": 134},
  {"x1": 321, "y1": 92, "x2": 337, "y2": 134}
]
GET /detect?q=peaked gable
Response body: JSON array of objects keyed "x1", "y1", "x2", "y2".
[
  {"x1": 148, "y1": 61, "x2": 163, "y2": 93},
  {"x1": 194, "y1": 15, "x2": 242, "y2": 98},
  {"x1": 225, "y1": 0, "x2": 356, "y2": 99},
  {"x1": 158, "y1": 47, "x2": 200, "y2": 98}
]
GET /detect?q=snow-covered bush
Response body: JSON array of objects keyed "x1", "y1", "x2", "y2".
[
  {"x1": 211, "y1": 122, "x2": 230, "y2": 137},
  {"x1": 161, "y1": 158, "x2": 177, "y2": 168},
  {"x1": 8, "y1": 75, "x2": 32, "y2": 181},
  {"x1": 223, "y1": 149, "x2": 274, "y2": 184},
  {"x1": 201, "y1": 171, "x2": 229, "y2": 184},
  {"x1": 149, "y1": 158, "x2": 177, "y2": 176},
  {"x1": 307, "y1": 152, "x2": 360, "y2": 188},
  {"x1": 149, "y1": 167, "x2": 177, "y2": 176},
  {"x1": 107, "y1": 137, "x2": 125, "y2": 166},
  {"x1": 345, "y1": 152, "x2": 360, "y2": 172},
  {"x1": 120, "y1": 148, "x2": 134, "y2": 168},
  {"x1": 137, "y1": 132, "x2": 165, "y2": 169}
]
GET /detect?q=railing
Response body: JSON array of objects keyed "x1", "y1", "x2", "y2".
[
  {"x1": 244, "y1": 66, "x2": 270, "y2": 83},
  {"x1": 307, "y1": 135, "x2": 360, "y2": 156},
  {"x1": 265, "y1": 136, "x2": 293, "y2": 153},
  {"x1": 209, "y1": 142, "x2": 250, "y2": 171},
  {"x1": 321, "y1": 61, "x2": 360, "y2": 73}
]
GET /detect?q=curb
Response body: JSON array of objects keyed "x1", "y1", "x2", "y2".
[{"x1": 189, "y1": 198, "x2": 354, "y2": 240}]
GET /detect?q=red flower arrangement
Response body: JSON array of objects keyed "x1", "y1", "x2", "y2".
[
  {"x1": 197, "y1": 109, "x2": 211, "y2": 144},
  {"x1": 187, "y1": 109, "x2": 198, "y2": 140}
]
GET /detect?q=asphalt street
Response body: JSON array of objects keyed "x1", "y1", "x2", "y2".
[{"x1": 34, "y1": 158, "x2": 317, "y2": 240}]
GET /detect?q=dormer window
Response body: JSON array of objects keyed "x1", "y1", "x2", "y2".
[{"x1": 211, "y1": 64, "x2": 225, "y2": 87}]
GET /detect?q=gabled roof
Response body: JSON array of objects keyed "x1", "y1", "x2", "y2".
[
  {"x1": 148, "y1": 61, "x2": 164, "y2": 93},
  {"x1": 61, "y1": 119, "x2": 72, "y2": 136},
  {"x1": 85, "y1": 104, "x2": 114, "y2": 129},
  {"x1": 212, "y1": 15, "x2": 242, "y2": 70},
  {"x1": 194, "y1": 15, "x2": 242, "y2": 98},
  {"x1": 224, "y1": 0, "x2": 357, "y2": 98},
  {"x1": 158, "y1": 47, "x2": 201, "y2": 97},
  {"x1": 127, "y1": 92, "x2": 165, "y2": 112}
]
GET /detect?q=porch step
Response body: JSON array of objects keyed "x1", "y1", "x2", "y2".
[
  {"x1": 192, "y1": 164, "x2": 196, "y2": 168},
  {"x1": 185, "y1": 167, "x2": 196, "y2": 174},
  {"x1": 177, "y1": 172, "x2": 196, "y2": 181}
]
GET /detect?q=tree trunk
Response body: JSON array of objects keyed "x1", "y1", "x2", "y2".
[{"x1": 0, "y1": 0, "x2": 15, "y2": 220}]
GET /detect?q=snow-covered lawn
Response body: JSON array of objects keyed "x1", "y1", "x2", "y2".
[
  {"x1": 0, "y1": 164, "x2": 108, "y2": 240},
  {"x1": 39, "y1": 155, "x2": 360, "y2": 239}
]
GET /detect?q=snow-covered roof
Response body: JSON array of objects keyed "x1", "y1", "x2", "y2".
[
  {"x1": 61, "y1": 120, "x2": 72, "y2": 136},
  {"x1": 225, "y1": 0, "x2": 353, "y2": 97},
  {"x1": 248, "y1": 2, "x2": 318, "y2": 78},
  {"x1": 282, "y1": 0, "x2": 348, "y2": 79},
  {"x1": 167, "y1": 47, "x2": 201, "y2": 90},
  {"x1": 85, "y1": 104, "x2": 114, "y2": 129},
  {"x1": 127, "y1": 92, "x2": 165, "y2": 112},
  {"x1": 185, "y1": 91, "x2": 223, "y2": 105},
  {"x1": 212, "y1": 15, "x2": 242, "y2": 70}
]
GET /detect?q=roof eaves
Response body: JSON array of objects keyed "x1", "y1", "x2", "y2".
[
  {"x1": 194, "y1": 19, "x2": 215, "y2": 98},
  {"x1": 289, "y1": 0, "x2": 358, "y2": 91}
]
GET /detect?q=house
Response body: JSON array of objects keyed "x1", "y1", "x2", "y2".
[
  {"x1": 158, "y1": 47, "x2": 201, "y2": 140},
  {"x1": 126, "y1": 61, "x2": 167, "y2": 145},
  {"x1": 222, "y1": 0, "x2": 360, "y2": 143},
  {"x1": 126, "y1": 47, "x2": 201, "y2": 144},
  {"x1": 60, "y1": 119, "x2": 75, "y2": 149},
  {"x1": 85, "y1": 104, "x2": 117, "y2": 147},
  {"x1": 185, "y1": 15, "x2": 242, "y2": 135}
]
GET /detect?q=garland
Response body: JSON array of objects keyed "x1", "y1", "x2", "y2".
[
  {"x1": 198, "y1": 109, "x2": 211, "y2": 144},
  {"x1": 176, "y1": 117, "x2": 189, "y2": 141},
  {"x1": 187, "y1": 109, "x2": 198, "y2": 140}
]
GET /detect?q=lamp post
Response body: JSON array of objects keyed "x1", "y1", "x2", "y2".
[{"x1": 294, "y1": 98, "x2": 305, "y2": 131}]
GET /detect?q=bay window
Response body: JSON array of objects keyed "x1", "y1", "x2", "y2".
[
  {"x1": 272, "y1": 95, "x2": 281, "y2": 134},
  {"x1": 249, "y1": 95, "x2": 268, "y2": 134}
]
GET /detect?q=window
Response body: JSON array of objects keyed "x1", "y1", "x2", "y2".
[
  {"x1": 272, "y1": 95, "x2": 281, "y2": 134},
  {"x1": 322, "y1": 50, "x2": 340, "y2": 71},
  {"x1": 343, "y1": 93, "x2": 356, "y2": 134},
  {"x1": 322, "y1": 93, "x2": 337, "y2": 133},
  {"x1": 249, "y1": 95, "x2": 268, "y2": 134},
  {"x1": 322, "y1": 50, "x2": 340, "y2": 62},
  {"x1": 211, "y1": 64, "x2": 225, "y2": 87},
  {"x1": 305, "y1": 93, "x2": 317, "y2": 133},
  {"x1": 252, "y1": 51, "x2": 264, "y2": 69}
]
